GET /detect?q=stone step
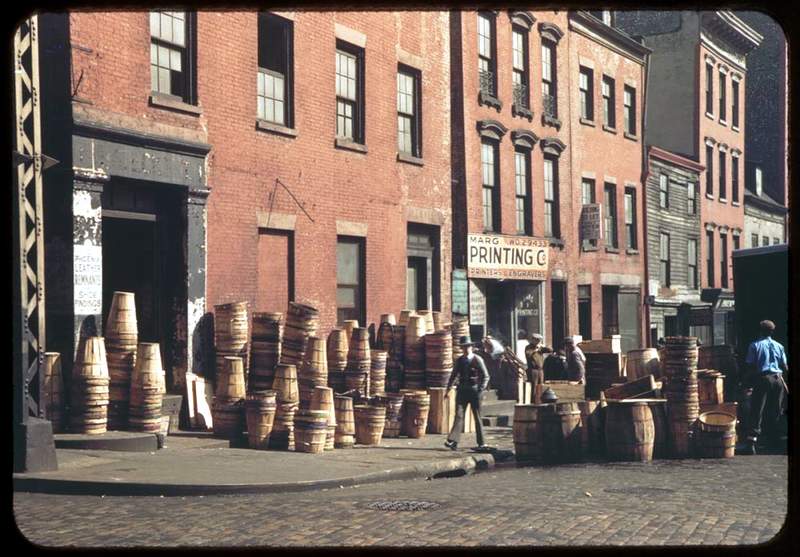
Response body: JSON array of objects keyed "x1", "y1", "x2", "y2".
[{"x1": 481, "y1": 399, "x2": 517, "y2": 417}]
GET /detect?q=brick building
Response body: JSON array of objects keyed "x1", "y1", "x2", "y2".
[
  {"x1": 39, "y1": 10, "x2": 453, "y2": 390},
  {"x1": 615, "y1": 10, "x2": 762, "y2": 346},
  {"x1": 450, "y1": 10, "x2": 648, "y2": 355}
]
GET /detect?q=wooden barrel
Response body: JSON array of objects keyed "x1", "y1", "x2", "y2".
[
  {"x1": 541, "y1": 402, "x2": 583, "y2": 463},
  {"x1": 311, "y1": 386, "x2": 336, "y2": 451},
  {"x1": 604, "y1": 400, "x2": 655, "y2": 462},
  {"x1": 371, "y1": 392, "x2": 404, "y2": 438},
  {"x1": 106, "y1": 291, "x2": 138, "y2": 340},
  {"x1": 334, "y1": 395, "x2": 355, "y2": 448},
  {"x1": 281, "y1": 302, "x2": 319, "y2": 367},
  {"x1": 353, "y1": 404, "x2": 386, "y2": 445},
  {"x1": 642, "y1": 399, "x2": 668, "y2": 459},
  {"x1": 342, "y1": 320, "x2": 359, "y2": 344},
  {"x1": 404, "y1": 317, "x2": 427, "y2": 389},
  {"x1": 369, "y1": 350, "x2": 388, "y2": 396},
  {"x1": 249, "y1": 312, "x2": 282, "y2": 392},
  {"x1": 245, "y1": 390, "x2": 277, "y2": 449},
  {"x1": 424, "y1": 331, "x2": 453, "y2": 388},
  {"x1": 626, "y1": 348, "x2": 660, "y2": 381},
  {"x1": 70, "y1": 337, "x2": 110, "y2": 435},
  {"x1": 299, "y1": 337, "x2": 329, "y2": 409},
  {"x1": 216, "y1": 356, "x2": 246, "y2": 400},
  {"x1": 214, "y1": 302, "x2": 249, "y2": 351},
  {"x1": 42, "y1": 353, "x2": 65, "y2": 434},
  {"x1": 74, "y1": 336, "x2": 110, "y2": 380},
  {"x1": 376, "y1": 321, "x2": 394, "y2": 352},
  {"x1": 380, "y1": 313, "x2": 396, "y2": 326},
  {"x1": 398, "y1": 310, "x2": 413, "y2": 327},
  {"x1": 272, "y1": 364, "x2": 299, "y2": 404},
  {"x1": 327, "y1": 329, "x2": 349, "y2": 394},
  {"x1": 513, "y1": 404, "x2": 553, "y2": 461},
  {"x1": 269, "y1": 401, "x2": 298, "y2": 450},
  {"x1": 400, "y1": 390, "x2": 430, "y2": 438},
  {"x1": 128, "y1": 342, "x2": 163, "y2": 433},
  {"x1": 294, "y1": 409, "x2": 329, "y2": 453},
  {"x1": 695, "y1": 411, "x2": 736, "y2": 459},
  {"x1": 577, "y1": 400, "x2": 602, "y2": 456}
]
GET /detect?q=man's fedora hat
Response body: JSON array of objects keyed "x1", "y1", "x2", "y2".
[{"x1": 458, "y1": 335, "x2": 475, "y2": 347}]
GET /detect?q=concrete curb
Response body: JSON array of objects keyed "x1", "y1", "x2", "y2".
[{"x1": 13, "y1": 453, "x2": 496, "y2": 497}]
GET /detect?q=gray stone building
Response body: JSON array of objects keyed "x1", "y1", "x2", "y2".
[{"x1": 743, "y1": 166, "x2": 787, "y2": 248}]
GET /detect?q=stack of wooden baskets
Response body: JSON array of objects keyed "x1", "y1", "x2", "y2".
[
  {"x1": 371, "y1": 392, "x2": 404, "y2": 438},
  {"x1": 211, "y1": 356, "x2": 246, "y2": 438},
  {"x1": 386, "y1": 324, "x2": 406, "y2": 392},
  {"x1": 105, "y1": 291, "x2": 139, "y2": 430},
  {"x1": 327, "y1": 329, "x2": 348, "y2": 394},
  {"x1": 424, "y1": 330, "x2": 453, "y2": 388},
  {"x1": 245, "y1": 389, "x2": 277, "y2": 450},
  {"x1": 214, "y1": 302, "x2": 250, "y2": 390},
  {"x1": 298, "y1": 337, "x2": 328, "y2": 410},
  {"x1": 369, "y1": 350, "x2": 388, "y2": 396},
  {"x1": 70, "y1": 336, "x2": 110, "y2": 435},
  {"x1": 281, "y1": 302, "x2": 320, "y2": 367},
  {"x1": 249, "y1": 312, "x2": 282, "y2": 393},
  {"x1": 417, "y1": 310, "x2": 435, "y2": 335},
  {"x1": 345, "y1": 328, "x2": 371, "y2": 397},
  {"x1": 353, "y1": 404, "x2": 386, "y2": 445},
  {"x1": 403, "y1": 316, "x2": 427, "y2": 389},
  {"x1": 129, "y1": 342, "x2": 164, "y2": 433},
  {"x1": 662, "y1": 336, "x2": 700, "y2": 458},
  {"x1": 399, "y1": 389, "x2": 430, "y2": 438},
  {"x1": 376, "y1": 321, "x2": 394, "y2": 352},
  {"x1": 450, "y1": 318, "x2": 470, "y2": 362},
  {"x1": 42, "y1": 352, "x2": 65, "y2": 433},
  {"x1": 270, "y1": 363, "x2": 299, "y2": 450}
]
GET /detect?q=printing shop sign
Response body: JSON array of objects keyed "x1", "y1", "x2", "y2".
[{"x1": 467, "y1": 234, "x2": 549, "y2": 280}]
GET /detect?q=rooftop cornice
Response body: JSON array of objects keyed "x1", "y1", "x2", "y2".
[
  {"x1": 570, "y1": 11, "x2": 651, "y2": 60},
  {"x1": 701, "y1": 11, "x2": 763, "y2": 54}
]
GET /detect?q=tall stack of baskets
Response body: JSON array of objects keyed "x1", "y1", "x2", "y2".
[
  {"x1": 214, "y1": 302, "x2": 250, "y2": 390},
  {"x1": 249, "y1": 312, "x2": 282, "y2": 393},
  {"x1": 424, "y1": 330, "x2": 453, "y2": 388},
  {"x1": 386, "y1": 323, "x2": 406, "y2": 392},
  {"x1": 345, "y1": 328, "x2": 371, "y2": 397},
  {"x1": 662, "y1": 337, "x2": 700, "y2": 458},
  {"x1": 298, "y1": 337, "x2": 328, "y2": 410},
  {"x1": 129, "y1": 342, "x2": 164, "y2": 433},
  {"x1": 70, "y1": 337, "x2": 110, "y2": 435},
  {"x1": 42, "y1": 352, "x2": 65, "y2": 433},
  {"x1": 212, "y1": 356, "x2": 246, "y2": 438},
  {"x1": 403, "y1": 316, "x2": 427, "y2": 389},
  {"x1": 450, "y1": 318, "x2": 470, "y2": 363},
  {"x1": 270, "y1": 363, "x2": 299, "y2": 450},
  {"x1": 334, "y1": 395, "x2": 355, "y2": 448},
  {"x1": 376, "y1": 321, "x2": 394, "y2": 352},
  {"x1": 311, "y1": 386, "x2": 336, "y2": 451},
  {"x1": 369, "y1": 350, "x2": 388, "y2": 396},
  {"x1": 281, "y1": 302, "x2": 320, "y2": 367},
  {"x1": 326, "y1": 329, "x2": 348, "y2": 394},
  {"x1": 105, "y1": 291, "x2": 138, "y2": 429}
]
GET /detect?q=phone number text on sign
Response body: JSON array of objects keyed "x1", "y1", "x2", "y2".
[{"x1": 467, "y1": 233, "x2": 549, "y2": 281}]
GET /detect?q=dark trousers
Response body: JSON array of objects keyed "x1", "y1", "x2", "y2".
[
  {"x1": 747, "y1": 373, "x2": 786, "y2": 440},
  {"x1": 447, "y1": 388, "x2": 485, "y2": 446},
  {"x1": 527, "y1": 368, "x2": 544, "y2": 386}
]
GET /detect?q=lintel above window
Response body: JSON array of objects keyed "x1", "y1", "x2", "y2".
[
  {"x1": 538, "y1": 21, "x2": 564, "y2": 44},
  {"x1": 508, "y1": 10, "x2": 536, "y2": 30},
  {"x1": 511, "y1": 129, "x2": 538, "y2": 150},
  {"x1": 540, "y1": 136, "x2": 566, "y2": 156},
  {"x1": 476, "y1": 119, "x2": 508, "y2": 141}
]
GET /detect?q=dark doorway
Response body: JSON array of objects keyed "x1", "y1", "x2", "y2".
[
  {"x1": 602, "y1": 285, "x2": 620, "y2": 338},
  {"x1": 551, "y1": 280, "x2": 567, "y2": 349},
  {"x1": 618, "y1": 289, "x2": 641, "y2": 352},
  {"x1": 485, "y1": 281, "x2": 513, "y2": 346},
  {"x1": 407, "y1": 224, "x2": 440, "y2": 311},
  {"x1": 578, "y1": 285, "x2": 592, "y2": 340},
  {"x1": 664, "y1": 315, "x2": 678, "y2": 337},
  {"x1": 406, "y1": 256, "x2": 428, "y2": 311}
]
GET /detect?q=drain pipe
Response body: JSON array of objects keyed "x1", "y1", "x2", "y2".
[{"x1": 640, "y1": 46, "x2": 652, "y2": 347}]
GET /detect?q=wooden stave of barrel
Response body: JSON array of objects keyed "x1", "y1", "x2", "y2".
[
  {"x1": 333, "y1": 395, "x2": 356, "y2": 448},
  {"x1": 399, "y1": 390, "x2": 430, "y2": 438},
  {"x1": 577, "y1": 400, "x2": 603, "y2": 456},
  {"x1": 42, "y1": 352, "x2": 65, "y2": 434},
  {"x1": 245, "y1": 390, "x2": 277, "y2": 450},
  {"x1": 353, "y1": 404, "x2": 387, "y2": 445},
  {"x1": 128, "y1": 342, "x2": 164, "y2": 433},
  {"x1": 294, "y1": 409, "x2": 329, "y2": 453},
  {"x1": 664, "y1": 364, "x2": 699, "y2": 458},
  {"x1": 604, "y1": 400, "x2": 656, "y2": 462},
  {"x1": 70, "y1": 337, "x2": 110, "y2": 435}
]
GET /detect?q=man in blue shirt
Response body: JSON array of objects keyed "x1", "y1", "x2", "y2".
[{"x1": 743, "y1": 320, "x2": 788, "y2": 454}]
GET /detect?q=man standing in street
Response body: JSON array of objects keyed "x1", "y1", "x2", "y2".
[
  {"x1": 525, "y1": 333, "x2": 552, "y2": 387},
  {"x1": 444, "y1": 336, "x2": 490, "y2": 451},
  {"x1": 564, "y1": 337, "x2": 586, "y2": 384},
  {"x1": 743, "y1": 320, "x2": 789, "y2": 454}
]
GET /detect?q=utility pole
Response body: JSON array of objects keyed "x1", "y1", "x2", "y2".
[{"x1": 13, "y1": 14, "x2": 58, "y2": 473}]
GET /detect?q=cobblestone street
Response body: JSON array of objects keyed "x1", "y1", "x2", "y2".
[{"x1": 14, "y1": 455, "x2": 788, "y2": 547}]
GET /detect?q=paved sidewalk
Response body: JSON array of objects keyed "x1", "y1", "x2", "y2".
[{"x1": 13, "y1": 427, "x2": 515, "y2": 496}]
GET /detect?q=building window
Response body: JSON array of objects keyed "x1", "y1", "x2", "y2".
[
  {"x1": 731, "y1": 154, "x2": 739, "y2": 203},
  {"x1": 481, "y1": 141, "x2": 500, "y2": 232},
  {"x1": 659, "y1": 174, "x2": 669, "y2": 209},
  {"x1": 336, "y1": 237, "x2": 365, "y2": 325},
  {"x1": 397, "y1": 66, "x2": 422, "y2": 157},
  {"x1": 512, "y1": 27, "x2": 529, "y2": 109},
  {"x1": 541, "y1": 41, "x2": 557, "y2": 118},
  {"x1": 543, "y1": 156, "x2": 560, "y2": 238},
  {"x1": 688, "y1": 239, "x2": 698, "y2": 289},
  {"x1": 257, "y1": 13, "x2": 293, "y2": 127},
  {"x1": 578, "y1": 285, "x2": 592, "y2": 341},
  {"x1": 719, "y1": 71, "x2": 727, "y2": 122},
  {"x1": 514, "y1": 149, "x2": 532, "y2": 235},
  {"x1": 705, "y1": 63, "x2": 714, "y2": 114},
  {"x1": 773, "y1": 237, "x2": 781, "y2": 245},
  {"x1": 751, "y1": 233, "x2": 759, "y2": 248},
  {"x1": 602, "y1": 10, "x2": 613, "y2": 25},
  {"x1": 335, "y1": 42, "x2": 364, "y2": 143},
  {"x1": 732, "y1": 80, "x2": 740, "y2": 128},
  {"x1": 149, "y1": 11, "x2": 194, "y2": 103},
  {"x1": 762, "y1": 235, "x2": 769, "y2": 247},
  {"x1": 602, "y1": 285, "x2": 620, "y2": 337},
  {"x1": 581, "y1": 177, "x2": 596, "y2": 248},
  {"x1": 623, "y1": 86, "x2": 636, "y2": 135},
  {"x1": 579, "y1": 66, "x2": 594, "y2": 121},
  {"x1": 478, "y1": 12, "x2": 497, "y2": 97},
  {"x1": 733, "y1": 235, "x2": 740, "y2": 251},
  {"x1": 602, "y1": 76, "x2": 615, "y2": 128},
  {"x1": 720, "y1": 232, "x2": 728, "y2": 288},
  {"x1": 659, "y1": 232, "x2": 671, "y2": 287},
  {"x1": 604, "y1": 183, "x2": 618, "y2": 249},
  {"x1": 687, "y1": 182, "x2": 696, "y2": 215},
  {"x1": 755, "y1": 166, "x2": 763, "y2": 196},
  {"x1": 705, "y1": 145, "x2": 714, "y2": 196},
  {"x1": 718, "y1": 151, "x2": 726, "y2": 199},
  {"x1": 624, "y1": 188, "x2": 637, "y2": 249},
  {"x1": 706, "y1": 230, "x2": 715, "y2": 287}
]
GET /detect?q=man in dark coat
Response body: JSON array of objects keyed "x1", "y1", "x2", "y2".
[
  {"x1": 444, "y1": 336, "x2": 490, "y2": 451},
  {"x1": 525, "y1": 333, "x2": 553, "y2": 387}
]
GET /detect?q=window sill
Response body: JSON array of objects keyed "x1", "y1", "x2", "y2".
[
  {"x1": 579, "y1": 117, "x2": 596, "y2": 127},
  {"x1": 719, "y1": 197, "x2": 728, "y2": 204},
  {"x1": 334, "y1": 137, "x2": 368, "y2": 154},
  {"x1": 148, "y1": 93, "x2": 202, "y2": 116},
  {"x1": 548, "y1": 237, "x2": 565, "y2": 248},
  {"x1": 705, "y1": 111, "x2": 715, "y2": 120},
  {"x1": 731, "y1": 201, "x2": 740, "y2": 207},
  {"x1": 256, "y1": 119, "x2": 298, "y2": 138},
  {"x1": 623, "y1": 131, "x2": 638, "y2": 141},
  {"x1": 581, "y1": 243, "x2": 599, "y2": 252},
  {"x1": 478, "y1": 90, "x2": 503, "y2": 111},
  {"x1": 397, "y1": 152, "x2": 424, "y2": 166},
  {"x1": 658, "y1": 205, "x2": 670, "y2": 211},
  {"x1": 602, "y1": 124, "x2": 617, "y2": 134},
  {"x1": 719, "y1": 119, "x2": 728, "y2": 127},
  {"x1": 706, "y1": 193, "x2": 715, "y2": 200},
  {"x1": 626, "y1": 248, "x2": 640, "y2": 255},
  {"x1": 605, "y1": 246, "x2": 620, "y2": 254},
  {"x1": 732, "y1": 126, "x2": 740, "y2": 133},
  {"x1": 542, "y1": 114, "x2": 562, "y2": 130},
  {"x1": 512, "y1": 104, "x2": 534, "y2": 121}
]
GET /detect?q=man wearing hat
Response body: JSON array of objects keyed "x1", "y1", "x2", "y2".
[
  {"x1": 743, "y1": 320, "x2": 789, "y2": 454},
  {"x1": 564, "y1": 337, "x2": 586, "y2": 384},
  {"x1": 525, "y1": 333, "x2": 552, "y2": 387},
  {"x1": 444, "y1": 336, "x2": 490, "y2": 451}
]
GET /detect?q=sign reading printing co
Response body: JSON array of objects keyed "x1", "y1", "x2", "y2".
[
  {"x1": 467, "y1": 234, "x2": 549, "y2": 280},
  {"x1": 580, "y1": 203, "x2": 602, "y2": 241}
]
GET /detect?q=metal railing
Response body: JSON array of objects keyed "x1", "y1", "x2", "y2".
[
  {"x1": 513, "y1": 83, "x2": 528, "y2": 109},
  {"x1": 542, "y1": 93, "x2": 557, "y2": 118},
  {"x1": 479, "y1": 69, "x2": 495, "y2": 96}
]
